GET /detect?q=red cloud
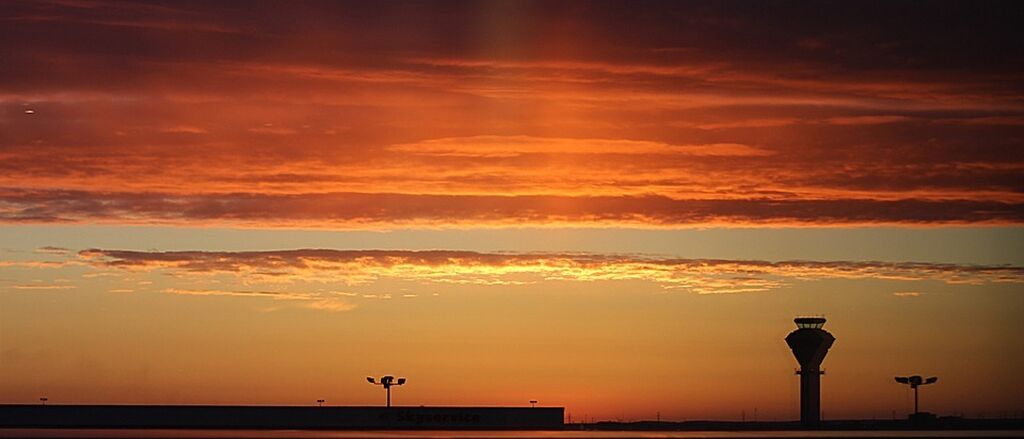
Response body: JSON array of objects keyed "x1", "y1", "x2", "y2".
[{"x1": 1, "y1": 2, "x2": 1022, "y2": 228}]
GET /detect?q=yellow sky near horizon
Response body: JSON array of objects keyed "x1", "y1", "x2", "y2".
[{"x1": 2, "y1": 242, "x2": 1022, "y2": 420}]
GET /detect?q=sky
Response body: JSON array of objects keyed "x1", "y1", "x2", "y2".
[{"x1": 1, "y1": 0, "x2": 1023, "y2": 422}]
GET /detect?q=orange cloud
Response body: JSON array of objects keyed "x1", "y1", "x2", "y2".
[
  {"x1": 823, "y1": 115, "x2": 915, "y2": 125},
  {"x1": 79, "y1": 249, "x2": 1024, "y2": 295},
  {"x1": 391, "y1": 136, "x2": 772, "y2": 158},
  {"x1": 1, "y1": 2, "x2": 1022, "y2": 228},
  {"x1": 163, "y1": 288, "x2": 356, "y2": 312},
  {"x1": 685, "y1": 118, "x2": 804, "y2": 130},
  {"x1": 11, "y1": 284, "x2": 76, "y2": 290}
]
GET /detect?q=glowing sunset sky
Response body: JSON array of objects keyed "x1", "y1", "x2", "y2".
[{"x1": 1, "y1": 0, "x2": 1022, "y2": 422}]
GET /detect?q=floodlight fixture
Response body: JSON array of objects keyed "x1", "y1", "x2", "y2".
[
  {"x1": 316, "y1": 399, "x2": 325, "y2": 407},
  {"x1": 39, "y1": 397, "x2": 48, "y2": 406},
  {"x1": 530, "y1": 400, "x2": 538, "y2": 408},
  {"x1": 367, "y1": 374, "x2": 407, "y2": 407},
  {"x1": 894, "y1": 375, "x2": 939, "y2": 414}
]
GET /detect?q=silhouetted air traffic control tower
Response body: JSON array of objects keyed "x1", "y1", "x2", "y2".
[{"x1": 786, "y1": 316, "x2": 835, "y2": 427}]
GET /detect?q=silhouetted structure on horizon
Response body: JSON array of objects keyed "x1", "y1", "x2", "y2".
[
  {"x1": 0, "y1": 405, "x2": 564, "y2": 430},
  {"x1": 786, "y1": 316, "x2": 835, "y2": 427},
  {"x1": 367, "y1": 375, "x2": 406, "y2": 407},
  {"x1": 896, "y1": 374, "x2": 938, "y2": 423}
]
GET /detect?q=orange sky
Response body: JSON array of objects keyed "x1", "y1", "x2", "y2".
[
  {"x1": 1, "y1": 0, "x2": 1023, "y2": 422},
  {"x1": 2, "y1": 2, "x2": 1023, "y2": 227}
]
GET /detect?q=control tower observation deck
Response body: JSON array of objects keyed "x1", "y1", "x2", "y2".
[{"x1": 785, "y1": 317, "x2": 835, "y2": 427}]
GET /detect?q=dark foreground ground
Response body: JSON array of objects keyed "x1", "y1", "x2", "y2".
[
  {"x1": 0, "y1": 405, "x2": 564, "y2": 430},
  {"x1": 2, "y1": 405, "x2": 1022, "y2": 439},
  {"x1": 585, "y1": 417, "x2": 1024, "y2": 431},
  {"x1": 2, "y1": 428, "x2": 1024, "y2": 439}
]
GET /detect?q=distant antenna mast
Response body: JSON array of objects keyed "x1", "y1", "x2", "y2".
[{"x1": 367, "y1": 375, "x2": 406, "y2": 407}]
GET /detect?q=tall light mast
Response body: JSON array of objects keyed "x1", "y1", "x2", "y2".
[
  {"x1": 367, "y1": 375, "x2": 406, "y2": 407},
  {"x1": 895, "y1": 375, "x2": 938, "y2": 415}
]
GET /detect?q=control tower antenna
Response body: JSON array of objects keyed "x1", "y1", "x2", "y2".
[{"x1": 785, "y1": 316, "x2": 835, "y2": 427}]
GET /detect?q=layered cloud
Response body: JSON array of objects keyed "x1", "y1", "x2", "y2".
[
  {"x1": 1, "y1": 190, "x2": 1020, "y2": 227},
  {"x1": 1, "y1": 1, "x2": 1022, "y2": 227},
  {"x1": 4, "y1": 247, "x2": 1019, "y2": 312},
  {"x1": 79, "y1": 248, "x2": 1024, "y2": 295}
]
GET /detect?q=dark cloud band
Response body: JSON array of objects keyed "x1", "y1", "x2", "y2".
[{"x1": 1, "y1": 190, "x2": 1021, "y2": 226}]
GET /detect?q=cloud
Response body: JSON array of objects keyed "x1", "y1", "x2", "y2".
[
  {"x1": 937, "y1": 116, "x2": 1024, "y2": 126},
  {"x1": 163, "y1": 288, "x2": 356, "y2": 312},
  {"x1": 247, "y1": 125, "x2": 297, "y2": 135},
  {"x1": 34, "y1": 246, "x2": 70, "y2": 255},
  {"x1": 823, "y1": 115, "x2": 915, "y2": 126},
  {"x1": 165, "y1": 288, "x2": 311, "y2": 300},
  {"x1": 390, "y1": 136, "x2": 772, "y2": 158},
  {"x1": 1, "y1": 2, "x2": 1022, "y2": 229},
  {"x1": 893, "y1": 291, "x2": 923, "y2": 297},
  {"x1": 0, "y1": 259, "x2": 77, "y2": 268},
  {"x1": 10, "y1": 284, "x2": 76, "y2": 290},
  {"x1": 1, "y1": 190, "x2": 1020, "y2": 227},
  {"x1": 303, "y1": 299, "x2": 357, "y2": 312},
  {"x1": 685, "y1": 118, "x2": 803, "y2": 130},
  {"x1": 160, "y1": 125, "x2": 207, "y2": 134},
  {"x1": 79, "y1": 249, "x2": 1024, "y2": 294}
]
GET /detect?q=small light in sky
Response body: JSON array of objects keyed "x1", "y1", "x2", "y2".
[{"x1": 24, "y1": 109, "x2": 35, "y2": 114}]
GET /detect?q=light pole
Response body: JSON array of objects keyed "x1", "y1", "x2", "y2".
[
  {"x1": 895, "y1": 375, "x2": 938, "y2": 414},
  {"x1": 316, "y1": 399, "x2": 325, "y2": 407},
  {"x1": 367, "y1": 375, "x2": 406, "y2": 407},
  {"x1": 530, "y1": 400, "x2": 538, "y2": 408},
  {"x1": 39, "y1": 397, "x2": 48, "y2": 406}
]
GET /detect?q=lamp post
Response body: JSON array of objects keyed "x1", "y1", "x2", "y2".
[
  {"x1": 367, "y1": 375, "x2": 406, "y2": 407},
  {"x1": 316, "y1": 399, "x2": 325, "y2": 407},
  {"x1": 530, "y1": 400, "x2": 538, "y2": 408},
  {"x1": 39, "y1": 397, "x2": 48, "y2": 406},
  {"x1": 895, "y1": 375, "x2": 938, "y2": 414}
]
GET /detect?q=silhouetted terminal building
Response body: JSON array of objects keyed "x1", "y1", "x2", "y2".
[
  {"x1": 785, "y1": 316, "x2": 835, "y2": 427},
  {"x1": 0, "y1": 405, "x2": 565, "y2": 430}
]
